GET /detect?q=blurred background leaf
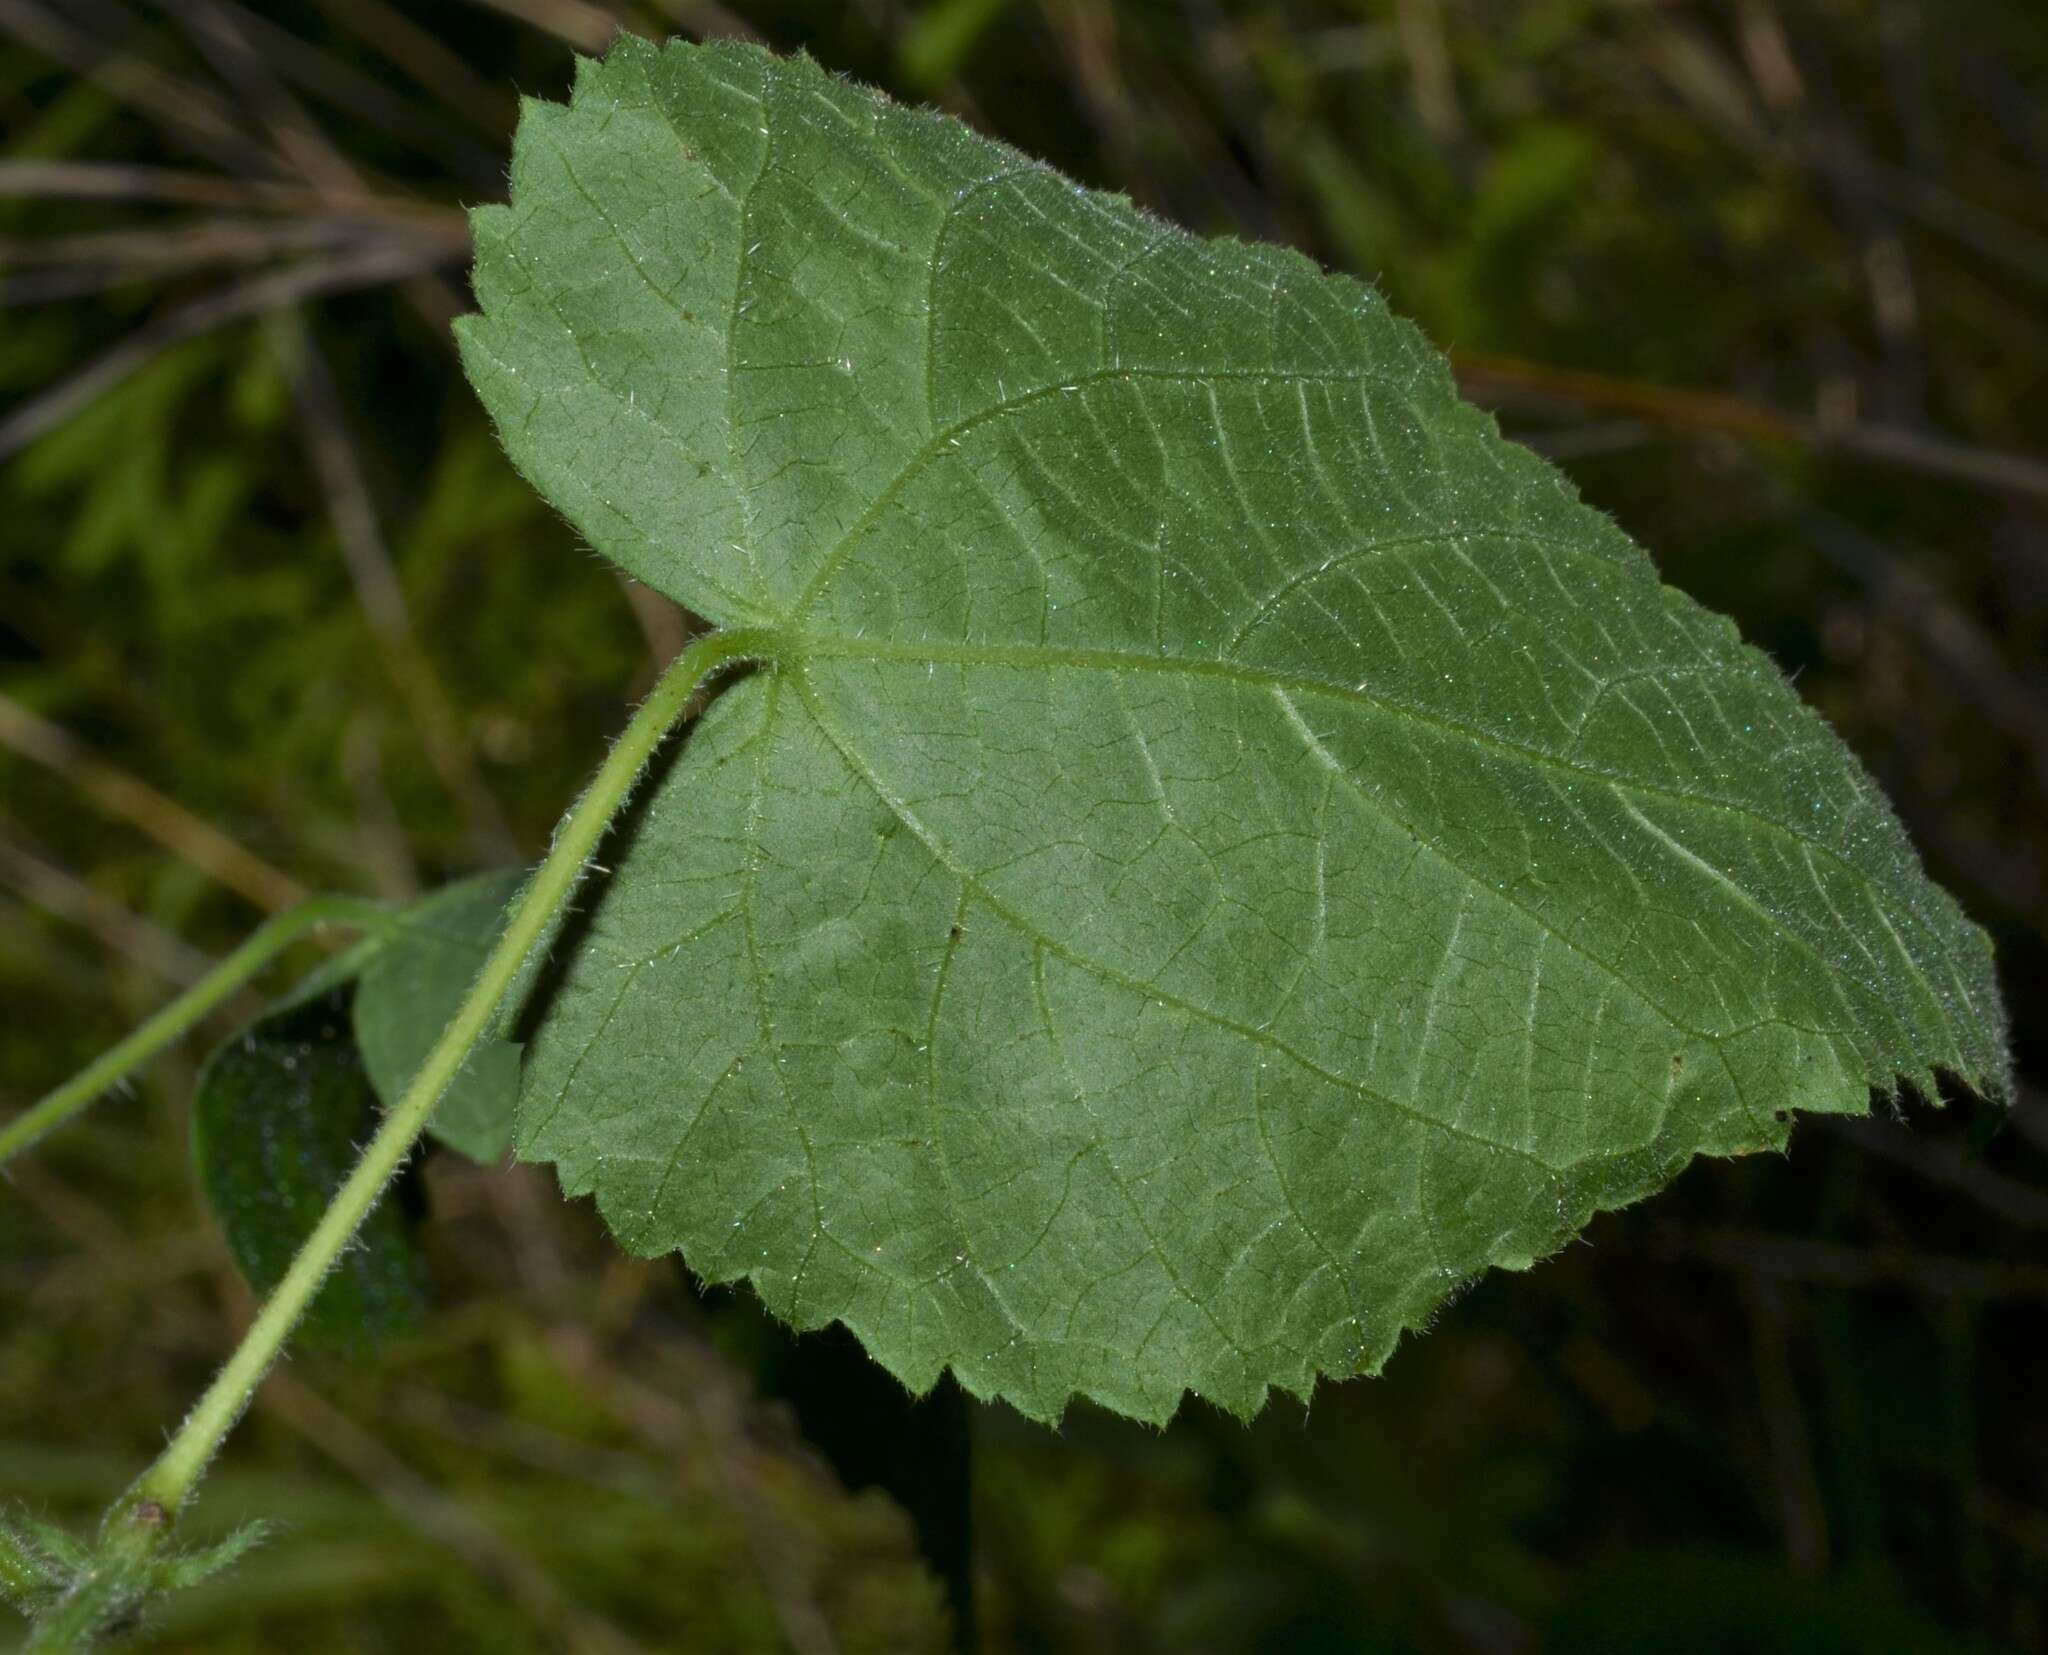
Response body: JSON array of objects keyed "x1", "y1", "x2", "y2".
[{"x1": 2, "y1": 1, "x2": 2044, "y2": 1649}]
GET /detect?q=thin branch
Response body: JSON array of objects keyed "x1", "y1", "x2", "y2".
[
  {"x1": 549, "y1": 1328, "x2": 844, "y2": 1655},
  {"x1": 0, "y1": 159, "x2": 449, "y2": 222},
  {"x1": 477, "y1": 1171, "x2": 840, "y2": 1655},
  {"x1": 1740, "y1": 1273, "x2": 1829, "y2": 1576},
  {"x1": 640, "y1": 0, "x2": 762, "y2": 42},
  {"x1": 1823, "y1": 1116, "x2": 2048, "y2": 1230},
  {"x1": 257, "y1": 1373, "x2": 646, "y2": 1655},
  {"x1": 0, "y1": 895, "x2": 392, "y2": 1168},
  {"x1": 0, "y1": 691, "x2": 306, "y2": 913},
  {"x1": 283, "y1": 314, "x2": 519, "y2": 864},
  {"x1": 307, "y1": 0, "x2": 516, "y2": 134},
  {"x1": 154, "y1": 0, "x2": 358, "y2": 196},
  {"x1": 0, "y1": 218, "x2": 374, "y2": 267},
  {"x1": 0, "y1": 833, "x2": 215, "y2": 990},
  {"x1": 206, "y1": 0, "x2": 505, "y2": 184},
  {"x1": 1750, "y1": 480, "x2": 2048, "y2": 800},
  {"x1": 1854, "y1": 154, "x2": 2048, "y2": 293},
  {"x1": 1669, "y1": 1227, "x2": 2048, "y2": 1299},
  {"x1": 615, "y1": 574, "x2": 695, "y2": 700},
  {"x1": 450, "y1": 0, "x2": 631, "y2": 55},
  {"x1": 1394, "y1": 0, "x2": 1463, "y2": 146},
  {"x1": 120, "y1": 627, "x2": 770, "y2": 1527},
  {"x1": 1453, "y1": 349, "x2": 2048, "y2": 505},
  {"x1": 341, "y1": 712, "x2": 423, "y2": 900},
  {"x1": 0, "y1": 239, "x2": 461, "y2": 462},
  {"x1": 0, "y1": 217, "x2": 439, "y2": 307},
  {"x1": 0, "y1": 0, "x2": 280, "y2": 177},
  {"x1": 152, "y1": 0, "x2": 470, "y2": 330}
]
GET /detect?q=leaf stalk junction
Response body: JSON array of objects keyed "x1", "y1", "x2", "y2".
[{"x1": 6, "y1": 626, "x2": 774, "y2": 1645}]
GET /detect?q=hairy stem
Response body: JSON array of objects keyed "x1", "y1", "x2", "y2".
[
  {"x1": 121, "y1": 627, "x2": 769, "y2": 1524},
  {"x1": 22, "y1": 1518, "x2": 155, "y2": 1655},
  {"x1": 0, "y1": 895, "x2": 394, "y2": 1171}
]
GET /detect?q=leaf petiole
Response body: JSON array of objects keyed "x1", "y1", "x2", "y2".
[
  {"x1": 117, "y1": 625, "x2": 773, "y2": 1527},
  {"x1": 0, "y1": 894, "x2": 397, "y2": 1173}
]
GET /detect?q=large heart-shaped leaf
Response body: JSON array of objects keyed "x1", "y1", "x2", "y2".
[{"x1": 456, "y1": 38, "x2": 2009, "y2": 1424}]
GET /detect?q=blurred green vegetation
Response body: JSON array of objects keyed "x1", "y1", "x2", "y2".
[{"x1": 3, "y1": 1, "x2": 2046, "y2": 1649}]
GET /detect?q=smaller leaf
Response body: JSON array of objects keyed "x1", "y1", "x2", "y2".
[
  {"x1": 353, "y1": 869, "x2": 526, "y2": 1163},
  {"x1": 7, "y1": 1516, "x2": 87, "y2": 1575},
  {"x1": 191, "y1": 986, "x2": 427, "y2": 1352},
  {"x1": 1, "y1": 1515, "x2": 275, "y2": 1642},
  {"x1": 0, "y1": 1516, "x2": 64, "y2": 1609},
  {"x1": 150, "y1": 1522, "x2": 272, "y2": 1594}
]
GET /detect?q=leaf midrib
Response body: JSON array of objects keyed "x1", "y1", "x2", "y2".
[
  {"x1": 786, "y1": 666, "x2": 1587, "y2": 1174},
  {"x1": 561, "y1": 41, "x2": 1978, "y2": 1081},
  {"x1": 729, "y1": 357, "x2": 1970, "y2": 1061},
  {"x1": 580, "y1": 57, "x2": 1972, "y2": 1066},
  {"x1": 790, "y1": 652, "x2": 1830, "y2": 1168},
  {"x1": 757, "y1": 626, "x2": 1975, "y2": 1068}
]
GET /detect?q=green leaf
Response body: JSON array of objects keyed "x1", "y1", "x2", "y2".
[
  {"x1": 0, "y1": 1515, "x2": 66, "y2": 1609},
  {"x1": 6, "y1": 1516, "x2": 89, "y2": 1578},
  {"x1": 354, "y1": 869, "x2": 526, "y2": 1163},
  {"x1": 456, "y1": 38, "x2": 2010, "y2": 1424},
  {"x1": 192, "y1": 986, "x2": 427, "y2": 1352},
  {"x1": 150, "y1": 1522, "x2": 273, "y2": 1594}
]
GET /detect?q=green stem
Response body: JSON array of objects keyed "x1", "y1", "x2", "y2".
[
  {"x1": 123, "y1": 627, "x2": 768, "y2": 1523},
  {"x1": 22, "y1": 1523, "x2": 152, "y2": 1655},
  {"x1": 0, "y1": 895, "x2": 396, "y2": 1172}
]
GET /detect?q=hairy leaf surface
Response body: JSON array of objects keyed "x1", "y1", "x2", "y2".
[{"x1": 457, "y1": 38, "x2": 2009, "y2": 1423}]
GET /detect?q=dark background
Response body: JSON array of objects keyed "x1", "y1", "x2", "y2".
[{"x1": 3, "y1": 2, "x2": 2046, "y2": 1649}]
